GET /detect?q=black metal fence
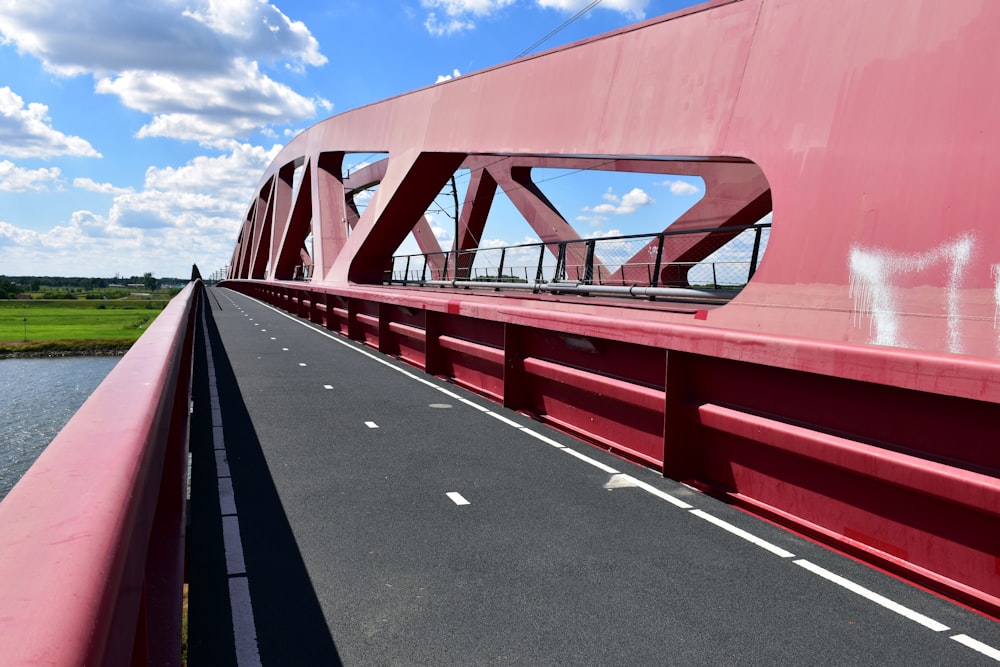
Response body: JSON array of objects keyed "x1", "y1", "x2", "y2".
[{"x1": 385, "y1": 223, "x2": 770, "y2": 294}]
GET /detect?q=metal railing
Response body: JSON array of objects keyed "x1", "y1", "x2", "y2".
[
  {"x1": 0, "y1": 280, "x2": 201, "y2": 665},
  {"x1": 386, "y1": 223, "x2": 770, "y2": 299}
]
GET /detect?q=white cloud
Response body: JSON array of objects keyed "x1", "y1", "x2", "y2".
[
  {"x1": 583, "y1": 186, "x2": 654, "y2": 215},
  {"x1": 656, "y1": 179, "x2": 701, "y2": 196},
  {"x1": 0, "y1": 160, "x2": 62, "y2": 192},
  {"x1": 73, "y1": 177, "x2": 133, "y2": 196},
  {"x1": 0, "y1": 143, "x2": 282, "y2": 276},
  {"x1": 435, "y1": 68, "x2": 463, "y2": 83},
  {"x1": 95, "y1": 58, "x2": 325, "y2": 146},
  {"x1": 536, "y1": 0, "x2": 648, "y2": 20},
  {"x1": 0, "y1": 87, "x2": 101, "y2": 159},
  {"x1": 0, "y1": 1, "x2": 329, "y2": 144},
  {"x1": 425, "y1": 13, "x2": 476, "y2": 36},
  {"x1": 422, "y1": 0, "x2": 515, "y2": 34}
]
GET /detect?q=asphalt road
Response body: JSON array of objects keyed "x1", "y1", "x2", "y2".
[{"x1": 187, "y1": 286, "x2": 1000, "y2": 666}]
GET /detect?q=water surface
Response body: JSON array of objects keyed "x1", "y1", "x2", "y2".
[{"x1": 0, "y1": 357, "x2": 119, "y2": 500}]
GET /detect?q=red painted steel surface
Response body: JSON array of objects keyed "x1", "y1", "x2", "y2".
[
  {"x1": 0, "y1": 282, "x2": 200, "y2": 664},
  {"x1": 224, "y1": 0, "x2": 1000, "y2": 618}
]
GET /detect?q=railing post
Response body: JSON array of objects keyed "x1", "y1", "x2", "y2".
[
  {"x1": 498, "y1": 247, "x2": 506, "y2": 281},
  {"x1": 583, "y1": 240, "x2": 596, "y2": 285},
  {"x1": 651, "y1": 234, "x2": 664, "y2": 288},
  {"x1": 403, "y1": 255, "x2": 411, "y2": 286},
  {"x1": 556, "y1": 243, "x2": 567, "y2": 282},
  {"x1": 749, "y1": 225, "x2": 763, "y2": 280},
  {"x1": 535, "y1": 245, "x2": 546, "y2": 285},
  {"x1": 442, "y1": 252, "x2": 450, "y2": 281}
]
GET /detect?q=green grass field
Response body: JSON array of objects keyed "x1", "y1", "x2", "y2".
[{"x1": 0, "y1": 300, "x2": 167, "y2": 352}]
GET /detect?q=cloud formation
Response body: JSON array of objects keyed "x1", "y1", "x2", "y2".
[
  {"x1": 0, "y1": 143, "x2": 280, "y2": 276},
  {"x1": 585, "y1": 187, "x2": 655, "y2": 215},
  {"x1": 0, "y1": 160, "x2": 62, "y2": 192},
  {"x1": 656, "y1": 178, "x2": 701, "y2": 196},
  {"x1": 421, "y1": 0, "x2": 648, "y2": 35},
  {"x1": 0, "y1": 87, "x2": 101, "y2": 159},
  {"x1": 0, "y1": 1, "x2": 329, "y2": 144}
]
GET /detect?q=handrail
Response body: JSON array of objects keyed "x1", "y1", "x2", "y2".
[
  {"x1": 0, "y1": 280, "x2": 202, "y2": 665},
  {"x1": 386, "y1": 223, "x2": 770, "y2": 293}
]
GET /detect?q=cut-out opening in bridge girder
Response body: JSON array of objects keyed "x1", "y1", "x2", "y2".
[{"x1": 384, "y1": 154, "x2": 772, "y2": 302}]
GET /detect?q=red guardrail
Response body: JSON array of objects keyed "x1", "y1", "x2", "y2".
[{"x1": 0, "y1": 281, "x2": 201, "y2": 665}]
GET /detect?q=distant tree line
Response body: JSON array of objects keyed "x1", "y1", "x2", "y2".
[{"x1": 0, "y1": 274, "x2": 186, "y2": 299}]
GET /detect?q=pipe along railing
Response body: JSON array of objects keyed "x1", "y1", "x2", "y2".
[
  {"x1": 385, "y1": 223, "x2": 769, "y2": 300},
  {"x1": 0, "y1": 280, "x2": 201, "y2": 665}
]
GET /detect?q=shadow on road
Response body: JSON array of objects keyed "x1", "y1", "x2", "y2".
[{"x1": 187, "y1": 296, "x2": 343, "y2": 666}]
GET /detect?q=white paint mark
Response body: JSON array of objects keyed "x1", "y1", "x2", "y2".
[
  {"x1": 484, "y1": 410, "x2": 523, "y2": 429},
  {"x1": 446, "y1": 492, "x2": 470, "y2": 506},
  {"x1": 849, "y1": 234, "x2": 973, "y2": 353},
  {"x1": 428, "y1": 403, "x2": 452, "y2": 408},
  {"x1": 299, "y1": 362, "x2": 307, "y2": 367},
  {"x1": 229, "y1": 576, "x2": 262, "y2": 667},
  {"x1": 323, "y1": 384, "x2": 333, "y2": 390},
  {"x1": 520, "y1": 427, "x2": 565, "y2": 449},
  {"x1": 218, "y1": 477, "x2": 237, "y2": 516},
  {"x1": 691, "y1": 509, "x2": 793, "y2": 556},
  {"x1": 951, "y1": 634, "x2": 1000, "y2": 662},
  {"x1": 561, "y1": 447, "x2": 619, "y2": 474},
  {"x1": 222, "y1": 515, "x2": 247, "y2": 575},
  {"x1": 365, "y1": 421, "x2": 379, "y2": 429},
  {"x1": 282, "y1": 347, "x2": 289, "y2": 351},
  {"x1": 457, "y1": 397, "x2": 490, "y2": 412},
  {"x1": 623, "y1": 474, "x2": 693, "y2": 509},
  {"x1": 215, "y1": 449, "x2": 231, "y2": 477},
  {"x1": 260, "y1": 329, "x2": 266, "y2": 332},
  {"x1": 793, "y1": 559, "x2": 949, "y2": 631},
  {"x1": 604, "y1": 473, "x2": 640, "y2": 489},
  {"x1": 213, "y1": 425, "x2": 226, "y2": 451},
  {"x1": 435, "y1": 387, "x2": 463, "y2": 400},
  {"x1": 270, "y1": 337, "x2": 276, "y2": 340}
]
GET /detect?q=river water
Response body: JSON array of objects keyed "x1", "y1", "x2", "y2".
[{"x1": 0, "y1": 357, "x2": 120, "y2": 500}]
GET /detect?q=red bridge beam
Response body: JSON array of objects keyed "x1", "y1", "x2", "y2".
[{"x1": 0, "y1": 282, "x2": 201, "y2": 665}]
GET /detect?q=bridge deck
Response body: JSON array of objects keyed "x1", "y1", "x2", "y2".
[{"x1": 187, "y1": 287, "x2": 1000, "y2": 665}]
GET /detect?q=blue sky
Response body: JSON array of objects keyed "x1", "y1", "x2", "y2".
[{"x1": 0, "y1": 0, "x2": 707, "y2": 279}]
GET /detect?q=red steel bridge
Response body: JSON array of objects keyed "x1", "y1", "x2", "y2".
[{"x1": 1, "y1": 0, "x2": 999, "y2": 663}]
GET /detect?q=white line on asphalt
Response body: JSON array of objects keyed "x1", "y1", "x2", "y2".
[
  {"x1": 793, "y1": 559, "x2": 949, "y2": 632},
  {"x1": 299, "y1": 362, "x2": 307, "y2": 367},
  {"x1": 215, "y1": 449, "x2": 230, "y2": 477},
  {"x1": 520, "y1": 427, "x2": 566, "y2": 449},
  {"x1": 323, "y1": 384, "x2": 333, "y2": 390},
  {"x1": 690, "y1": 509, "x2": 793, "y2": 556},
  {"x1": 483, "y1": 410, "x2": 524, "y2": 429},
  {"x1": 622, "y1": 474, "x2": 693, "y2": 509},
  {"x1": 365, "y1": 421, "x2": 379, "y2": 429},
  {"x1": 447, "y1": 492, "x2": 471, "y2": 506},
  {"x1": 561, "y1": 447, "x2": 620, "y2": 474},
  {"x1": 222, "y1": 515, "x2": 247, "y2": 575},
  {"x1": 218, "y1": 477, "x2": 237, "y2": 516},
  {"x1": 229, "y1": 577, "x2": 262, "y2": 667},
  {"x1": 951, "y1": 634, "x2": 1000, "y2": 662},
  {"x1": 282, "y1": 347, "x2": 289, "y2": 351},
  {"x1": 458, "y1": 396, "x2": 490, "y2": 412},
  {"x1": 203, "y1": 311, "x2": 262, "y2": 667}
]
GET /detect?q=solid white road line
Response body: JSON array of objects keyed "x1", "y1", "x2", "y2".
[
  {"x1": 365, "y1": 421, "x2": 379, "y2": 429},
  {"x1": 229, "y1": 577, "x2": 262, "y2": 667},
  {"x1": 222, "y1": 515, "x2": 247, "y2": 575},
  {"x1": 793, "y1": 559, "x2": 949, "y2": 632},
  {"x1": 950, "y1": 634, "x2": 1000, "y2": 662},
  {"x1": 623, "y1": 474, "x2": 693, "y2": 510},
  {"x1": 690, "y1": 509, "x2": 793, "y2": 557}
]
